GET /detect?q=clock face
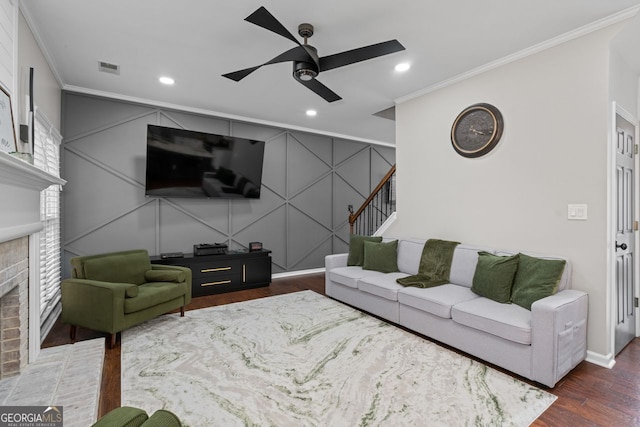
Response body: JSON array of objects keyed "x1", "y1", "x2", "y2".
[{"x1": 451, "y1": 104, "x2": 503, "y2": 158}]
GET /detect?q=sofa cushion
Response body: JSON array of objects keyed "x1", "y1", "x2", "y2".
[
  {"x1": 452, "y1": 298, "x2": 532, "y2": 345},
  {"x1": 83, "y1": 252, "x2": 151, "y2": 285},
  {"x1": 398, "y1": 284, "x2": 478, "y2": 319},
  {"x1": 363, "y1": 240, "x2": 399, "y2": 273},
  {"x1": 347, "y1": 235, "x2": 383, "y2": 266},
  {"x1": 471, "y1": 252, "x2": 519, "y2": 303},
  {"x1": 329, "y1": 267, "x2": 383, "y2": 289},
  {"x1": 358, "y1": 272, "x2": 410, "y2": 301},
  {"x1": 511, "y1": 253, "x2": 566, "y2": 310},
  {"x1": 449, "y1": 245, "x2": 493, "y2": 288},
  {"x1": 124, "y1": 282, "x2": 188, "y2": 314},
  {"x1": 397, "y1": 239, "x2": 426, "y2": 275}
]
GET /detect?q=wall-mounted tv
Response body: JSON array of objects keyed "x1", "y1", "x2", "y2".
[{"x1": 145, "y1": 125, "x2": 265, "y2": 199}]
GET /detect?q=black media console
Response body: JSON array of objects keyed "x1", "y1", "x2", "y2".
[{"x1": 151, "y1": 249, "x2": 272, "y2": 296}]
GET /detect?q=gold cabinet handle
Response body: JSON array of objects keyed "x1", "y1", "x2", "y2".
[
  {"x1": 201, "y1": 266, "x2": 231, "y2": 273},
  {"x1": 201, "y1": 280, "x2": 232, "y2": 287}
]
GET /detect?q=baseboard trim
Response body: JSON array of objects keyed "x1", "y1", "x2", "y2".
[
  {"x1": 273, "y1": 268, "x2": 325, "y2": 279},
  {"x1": 585, "y1": 350, "x2": 616, "y2": 369}
]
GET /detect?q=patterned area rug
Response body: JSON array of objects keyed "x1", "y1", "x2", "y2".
[{"x1": 122, "y1": 291, "x2": 555, "y2": 426}]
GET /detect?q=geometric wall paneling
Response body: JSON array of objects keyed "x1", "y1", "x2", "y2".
[
  {"x1": 61, "y1": 92, "x2": 394, "y2": 274},
  {"x1": 159, "y1": 110, "x2": 230, "y2": 135},
  {"x1": 66, "y1": 116, "x2": 153, "y2": 183},
  {"x1": 332, "y1": 173, "x2": 365, "y2": 229},
  {"x1": 62, "y1": 148, "x2": 145, "y2": 237},
  {"x1": 158, "y1": 201, "x2": 228, "y2": 253},
  {"x1": 333, "y1": 137, "x2": 369, "y2": 165},
  {"x1": 166, "y1": 198, "x2": 231, "y2": 235},
  {"x1": 232, "y1": 205, "x2": 288, "y2": 272},
  {"x1": 230, "y1": 186, "x2": 286, "y2": 233},
  {"x1": 61, "y1": 93, "x2": 154, "y2": 139},
  {"x1": 335, "y1": 147, "x2": 372, "y2": 197},
  {"x1": 373, "y1": 145, "x2": 396, "y2": 166},
  {"x1": 61, "y1": 200, "x2": 158, "y2": 278},
  {"x1": 333, "y1": 224, "x2": 350, "y2": 250},
  {"x1": 261, "y1": 133, "x2": 288, "y2": 196},
  {"x1": 289, "y1": 237, "x2": 333, "y2": 271},
  {"x1": 289, "y1": 174, "x2": 333, "y2": 228},
  {"x1": 287, "y1": 133, "x2": 332, "y2": 196},
  {"x1": 230, "y1": 121, "x2": 285, "y2": 144},
  {"x1": 289, "y1": 131, "x2": 333, "y2": 166},
  {"x1": 332, "y1": 234, "x2": 349, "y2": 254},
  {"x1": 287, "y1": 206, "x2": 333, "y2": 268},
  {"x1": 370, "y1": 147, "x2": 395, "y2": 186}
]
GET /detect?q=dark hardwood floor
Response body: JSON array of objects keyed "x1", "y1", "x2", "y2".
[{"x1": 43, "y1": 273, "x2": 640, "y2": 426}]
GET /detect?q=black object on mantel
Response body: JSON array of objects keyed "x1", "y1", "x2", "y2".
[{"x1": 194, "y1": 243, "x2": 228, "y2": 256}]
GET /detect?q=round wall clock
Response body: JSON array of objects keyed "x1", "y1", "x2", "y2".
[{"x1": 451, "y1": 103, "x2": 504, "y2": 158}]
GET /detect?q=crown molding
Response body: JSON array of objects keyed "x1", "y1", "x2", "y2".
[
  {"x1": 396, "y1": 5, "x2": 640, "y2": 105},
  {"x1": 19, "y1": 1, "x2": 65, "y2": 88}
]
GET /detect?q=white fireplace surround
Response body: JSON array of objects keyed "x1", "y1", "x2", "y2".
[{"x1": 0, "y1": 151, "x2": 65, "y2": 363}]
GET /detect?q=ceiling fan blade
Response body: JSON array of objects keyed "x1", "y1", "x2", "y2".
[
  {"x1": 222, "y1": 46, "x2": 312, "y2": 82},
  {"x1": 245, "y1": 6, "x2": 300, "y2": 46},
  {"x1": 297, "y1": 78, "x2": 342, "y2": 103},
  {"x1": 319, "y1": 40, "x2": 405, "y2": 72},
  {"x1": 222, "y1": 66, "x2": 261, "y2": 82}
]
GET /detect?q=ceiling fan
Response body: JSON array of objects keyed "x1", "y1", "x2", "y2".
[{"x1": 222, "y1": 6, "x2": 406, "y2": 103}]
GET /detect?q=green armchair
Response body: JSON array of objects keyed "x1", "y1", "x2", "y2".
[{"x1": 61, "y1": 249, "x2": 192, "y2": 347}]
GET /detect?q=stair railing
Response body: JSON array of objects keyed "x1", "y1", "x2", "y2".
[{"x1": 348, "y1": 164, "x2": 396, "y2": 235}]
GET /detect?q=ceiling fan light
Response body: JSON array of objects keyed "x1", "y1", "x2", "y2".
[
  {"x1": 295, "y1": 69, "x2": 317, "y2": 81},
  {"x1": 293, "y1": 61, "x2": 318, "y2": 82}
]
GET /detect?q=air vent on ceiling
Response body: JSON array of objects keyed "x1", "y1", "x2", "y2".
[{"x1": 98, "y1": 61, "x2": 120, "y2": 75}]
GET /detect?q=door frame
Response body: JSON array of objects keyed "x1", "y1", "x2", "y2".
[{"x1": 609, "y1": 101, "x2": 640, "y2": 362}]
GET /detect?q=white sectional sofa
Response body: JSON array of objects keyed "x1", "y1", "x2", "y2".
[{"x1": 325, "y1": 238, "x2": 588, "y2": 387}]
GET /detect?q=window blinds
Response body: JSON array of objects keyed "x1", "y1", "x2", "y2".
[{"x1": 32, "y1": 110, "x2": 62, "y2": 325}]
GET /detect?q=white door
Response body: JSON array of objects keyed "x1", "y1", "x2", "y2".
[{"x1": 615, "y1": 113, "x2": 636, "y2": 355}]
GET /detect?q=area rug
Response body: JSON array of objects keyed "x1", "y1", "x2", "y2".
[{"x1": 122, "y1": 291, "x2": 555, "y2": 426}]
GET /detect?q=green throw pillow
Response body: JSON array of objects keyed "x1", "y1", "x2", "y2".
[
  {"x1": 347, "y1": 235, "x2": 383, "y2": 266},
  {"x1": 511, "y1": 253, "x2": 566, "y2": 310},
  {"x1": 144, "y1": 269, "x2": 186, "y2": 283},
  {"x1": 363, "y1": 240, "x2": 399, "y2": 273},
  {"x1": 471, "y1": 252, "x2": 520, "y2": 303}
]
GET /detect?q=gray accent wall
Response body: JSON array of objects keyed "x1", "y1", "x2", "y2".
[{"x1": 60, "y1": 92, "x2": 395, "y2": 277}]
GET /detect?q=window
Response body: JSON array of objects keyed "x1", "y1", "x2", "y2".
[{"x1": 32, "y1": 109, "x2": 62, "y2": 326}]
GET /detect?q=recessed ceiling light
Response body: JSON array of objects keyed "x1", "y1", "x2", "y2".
[
  {"x1": 306, "y1": 110, "x2": 317, "y2": 117},
  {"x1": 159, "y1": 76, "x2": 175, "y2": 85},
  {"x1": 395, "y1": 63, "x2": 410, "y2": 72}
]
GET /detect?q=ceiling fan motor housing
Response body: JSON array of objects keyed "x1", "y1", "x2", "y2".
[{"x1": 293, "y1": 45, "x2": 319, "y2": 81}]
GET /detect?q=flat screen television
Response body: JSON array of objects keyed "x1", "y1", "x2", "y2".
[{"x1": 145, "y1": 125, "x2": 265, "y2": 199}]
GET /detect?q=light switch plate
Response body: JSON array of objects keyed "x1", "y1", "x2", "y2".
[{"x1": 568, "y1": 204, "x2": 588, "y2": 220}]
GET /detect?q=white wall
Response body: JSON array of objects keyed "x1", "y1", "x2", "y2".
[
  {"x1": 17, "y1": 10, "x2": 61, "y2": 131},
  {"x1": 610, "y1": 49, "x2": 639, "y2": 117},
  {"x1": 388, "y1": 24, "x2": 624, "y2": 358}
]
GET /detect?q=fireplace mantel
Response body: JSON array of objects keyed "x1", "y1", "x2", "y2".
[{"x1": 0, "y1": 151, "x2": 66, "y2": 243}]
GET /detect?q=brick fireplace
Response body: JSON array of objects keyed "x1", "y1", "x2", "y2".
[
  {"x1": 0, "y1": 237, "x2": 29, "y2": 378},
  {"x1": 0, "y1": 152, "x2": 66, "y2": 378}
]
